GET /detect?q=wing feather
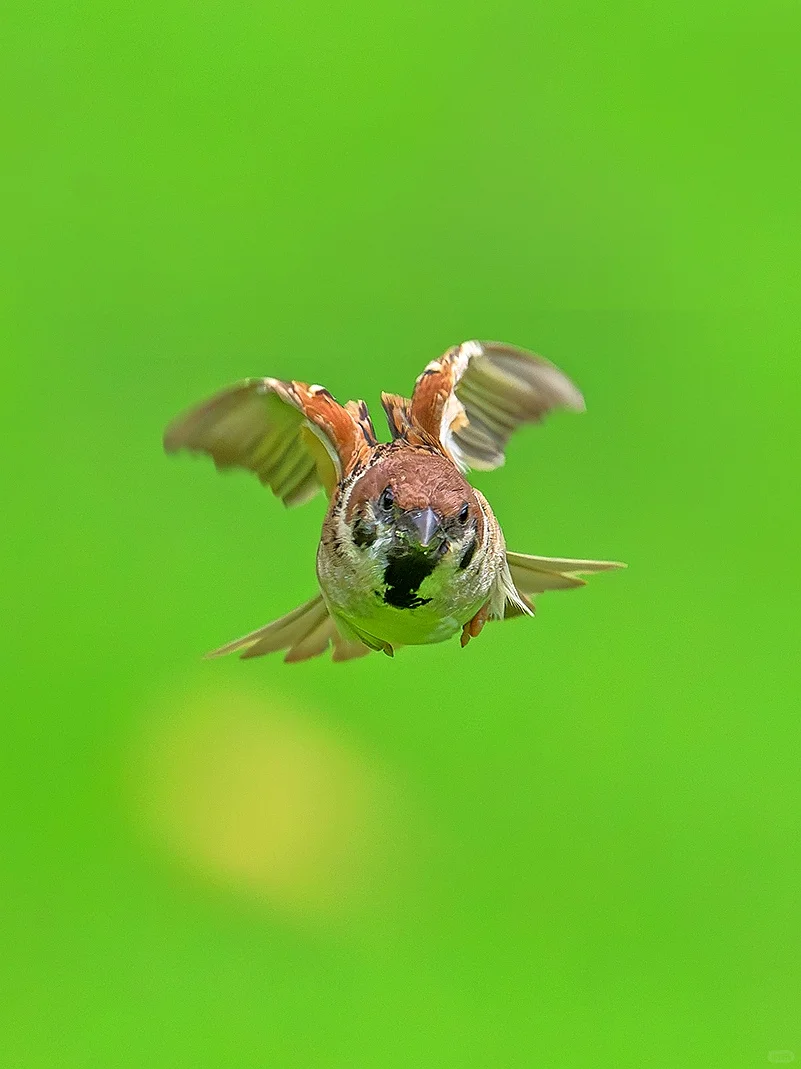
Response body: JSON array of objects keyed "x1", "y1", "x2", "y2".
[
  {"x1": 380, "y1": 392, "x2": 413, "y2": 440},
  {"x1": 164, "y1": 378, "x2": 372, "y2": 506},
  {"x1": 409, "y1": 340, "x2": 585, "y2": 471}
]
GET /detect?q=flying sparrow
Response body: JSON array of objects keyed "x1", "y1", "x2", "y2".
[{"x1": 164, "y1": 340, "x2": 624, "y2": 662}]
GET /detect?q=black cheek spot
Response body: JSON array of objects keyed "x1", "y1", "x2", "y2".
[
  {"x1": 352, "y1": 518, "x2": 376, "y2": 548},
  {"x1": 459, "y1": 537, "x2": 477, "y2": 570}
]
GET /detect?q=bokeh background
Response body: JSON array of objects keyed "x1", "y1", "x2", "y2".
[{"x1": 5, "y1": 0, "x2": 801, "y2": 1065}]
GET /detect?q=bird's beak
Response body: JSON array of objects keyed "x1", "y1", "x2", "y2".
[{"x1": 409, "y1": 507, "x2": 441, "y2": 548}]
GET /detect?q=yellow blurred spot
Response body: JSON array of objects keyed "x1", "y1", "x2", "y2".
[{"x1": 132, "y1": 687, "x2": 404, "y2": 917}]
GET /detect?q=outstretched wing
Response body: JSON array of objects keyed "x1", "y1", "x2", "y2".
[
  {"x1": 164, "y1": 378, "x2": 375, "y2": 506},
  {"x1": 409, "y1": 340, "x2": 585, "y2": 471}
]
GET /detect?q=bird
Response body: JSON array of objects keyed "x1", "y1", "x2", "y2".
[{"x1": 163, "y1": 339, "x2": 624, "y2": 662}]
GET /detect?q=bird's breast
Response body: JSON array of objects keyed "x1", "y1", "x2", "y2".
[{"x1": 318, "y1": 540, "x2": 493, "y2": 647}]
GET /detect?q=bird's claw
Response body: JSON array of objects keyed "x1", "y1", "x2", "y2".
[{"x1": 460, "y1": 602, "x2": 490, "y2": 647}]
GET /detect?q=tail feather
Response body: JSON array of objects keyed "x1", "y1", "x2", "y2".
[{"x1": 206, "y1": 594, "x2": 371, "y2": 663}]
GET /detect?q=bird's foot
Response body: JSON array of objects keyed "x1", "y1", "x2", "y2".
[{"x1": 460, "y1": 602, "x2": 491, "y2": 647}]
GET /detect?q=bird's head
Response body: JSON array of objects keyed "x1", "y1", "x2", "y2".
[{"x1": 344, "y1": 450, "x2": 483, "y2": 607}]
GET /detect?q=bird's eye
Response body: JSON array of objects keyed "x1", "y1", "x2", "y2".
[
  {"x1": 380, "y1": 486, "x2": 394, "y2": 511},
  {"x1": 458, "y1": 502, "x2": 469, "y2": 523}
]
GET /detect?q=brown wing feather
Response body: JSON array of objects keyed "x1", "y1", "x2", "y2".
[
  {"x1": 380, "y1": 392, "x2": 413, "y2": 440},
  {"x1": 408, "y1": 340, "x2": 585, "y2": 471},
  {"x1": 164, "y1": 377, "x2": 372, "y2": 506},
  {"x1": 344, "y1": 399, "x2": 378, "y2": 448}
]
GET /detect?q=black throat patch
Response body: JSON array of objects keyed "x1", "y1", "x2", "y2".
[{"x1": 382, "y1": 550, "x2": 436, "y2": 609}]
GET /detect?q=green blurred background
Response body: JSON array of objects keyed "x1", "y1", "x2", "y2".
[{"x1": 5, "y1": 0, "x2": 801, "y2": 1065}]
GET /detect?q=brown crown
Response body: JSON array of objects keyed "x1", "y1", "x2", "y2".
[{"x1": 346, "y1": 448, "x2": 482, "y2": 529}]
